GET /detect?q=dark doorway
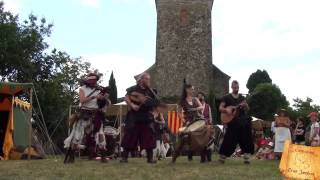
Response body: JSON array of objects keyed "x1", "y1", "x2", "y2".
[{"x1": 0, "y1": 111, "x2": 9, "y2": 156}]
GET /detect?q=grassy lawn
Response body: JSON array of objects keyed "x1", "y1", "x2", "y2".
[{"x1": 0, "y1": 156, "x2": 281, "y2": 180}]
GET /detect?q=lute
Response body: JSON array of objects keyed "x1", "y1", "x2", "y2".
[{"x1": 220, "y1": 105, "x2": 241, "y2": 124}]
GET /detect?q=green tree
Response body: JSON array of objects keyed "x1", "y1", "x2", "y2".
[
  {"x1": 0, "y1": 2, "x2": 91, "y2": 149},
  {"x1": 248, "y1": 83, "x2": 289, "y2": 121},
  {"x1": 288, "y1": 98, "x2": 320, "y2": 123},
  {"x1": 246, "y1": 69, "x2": 272, "y2": 93},
  {"x1": 109, "y1": 71, "x2": 118, "y2": 104},
  {"x1": 108, "y1": 71, "x2": 118, "y2": 104}
]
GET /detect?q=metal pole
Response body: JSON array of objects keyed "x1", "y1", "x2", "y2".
[{"x1": 28, "y1": 88, "x2": 33, "y2": 160}]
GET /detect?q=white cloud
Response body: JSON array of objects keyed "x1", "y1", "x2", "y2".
[
  {"x1": 80, "y1": 0, "x2": 101, "y2": 8},
  {"x1": 2, "y1": 0, "x2": 22, "y2": 14},
  {"x1": 81, "y1": 0, "x2": 320, "y2": 105},
  {"x1": 226, "y1": 62, "x2": 320, "y2": 105},
  {"x1": 83, "y1": 53, "x2": 153, "y2": 97},
  {"x1": 212, "y1": 0, "x2": 320, "y2": 104},
  {"x1": 271, "y1": 62, "x2": 320, "y2": 105},
  {"x1": 212, "y1": 0, "x2": 320, "y2": 63}
]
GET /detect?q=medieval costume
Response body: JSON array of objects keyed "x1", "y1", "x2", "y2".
[
  {"x1": 120, "y1": 83, "x2": 158, "y2": 163},
  {"x1": 64, "y1": 73, "x2": 109, "y2": 163},
  {"x1": 181, "y1": 97, "x2": 204, "y2": 161},
  {"x1": 219, "y1": 94, "x2": 254, "y2": 164}
]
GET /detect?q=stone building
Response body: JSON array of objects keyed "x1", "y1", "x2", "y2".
[{"x1": 145, "y1": 0, "x2": 230, "y2": 102}]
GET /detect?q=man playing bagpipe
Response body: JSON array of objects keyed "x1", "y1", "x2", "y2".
[
  {"x1": 64, "y1": 72, "x2": 110, "y2": 163},
  {"x1": 120, "y1": 72, "x2": 159, "y2": 164}
]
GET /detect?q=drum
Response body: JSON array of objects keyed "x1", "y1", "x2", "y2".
[
  {"x1": 178, "y1": 127, "x2": 186, "y2": 133},
  {"x1": 185, "y1": 120, "x2": 206, "y2": 132},
  {"x1": 104, "y1": 126, "x2": 119, "y2": 137}
]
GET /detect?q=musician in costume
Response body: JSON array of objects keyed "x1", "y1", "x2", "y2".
[
  {"x1": 219, "y1": 80, "x2": 254, "y2": 164},
  {"x1": 171, "y1": 83, "x2": 216, "y2": 163},
  {"x1": 179, "y1": 84, "x2": 204, "y2": 161},
  {"x1": 64, "y1": 72, "x2": 110, "y2": 163},
  {"x1": 120, "y1": 72, "x2": 158, "y2": 163}
]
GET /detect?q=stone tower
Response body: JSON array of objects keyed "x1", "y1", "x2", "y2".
[{"x1": 145, "y1": 0, "x2": 230, "y2": 101}]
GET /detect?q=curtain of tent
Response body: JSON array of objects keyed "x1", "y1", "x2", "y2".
[
  {"x1": 13, "y1": 106, "x2": 29, "y2": 148},
  {"x1": 0, "y1": 97, "x2": 14, "y2": 160}
]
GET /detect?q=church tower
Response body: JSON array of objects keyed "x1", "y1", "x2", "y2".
[{"x1": 146, "y1": 0, "x2": 230, "y2": 101}]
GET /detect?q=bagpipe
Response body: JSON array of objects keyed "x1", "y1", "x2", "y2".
[
  {"x1": 94, "y1": 85, "x2": 111, "y2": 108},
  {"x1": 127, "y1": 87, "x2": 161, "y2": 107}
]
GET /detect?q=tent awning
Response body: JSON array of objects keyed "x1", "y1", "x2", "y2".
[{"x1": 0, "y1": 82, "x2": 33, "y2": 96}]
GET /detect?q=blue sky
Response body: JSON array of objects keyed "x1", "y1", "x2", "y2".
[{"x1": 3, "y1": 0, "x2": 320, "y2": 105}]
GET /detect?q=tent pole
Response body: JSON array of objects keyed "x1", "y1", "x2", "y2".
[
  {"x1": 28, "y1": 88, "x2": 33, "y2": 160},
  {"x1": 119, "y1": 105, "x2": 122, "y2": 146}
]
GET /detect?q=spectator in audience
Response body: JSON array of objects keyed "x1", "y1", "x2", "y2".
[
  {"x1": 309, "y1": 112, "x2": 320, "y2": 147},
  {"x1": 294, "y1": 117, "x2": 305, "y2": 145}
]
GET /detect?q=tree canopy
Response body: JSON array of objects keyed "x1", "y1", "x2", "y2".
[
  {"x1": 108, "y1": 71, "x2": 118, "y2": 104},
  {"x1": 246, "y1": 69, "x2": 272, "y2": 93},
  {"x1": 248, "y1": 83, "x2": 289, "y2": 121},
  {"x1": 0, "y1": 2, "x2": 91, "y2": 149}
]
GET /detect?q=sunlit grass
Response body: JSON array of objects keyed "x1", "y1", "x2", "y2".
[{"x1": 0, "y1": 156, "x2": 281, "y2": 180}]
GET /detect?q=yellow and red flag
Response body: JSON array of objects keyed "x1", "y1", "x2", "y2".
[{"x1": 167, "y1": 111, "x2": 182, "y2": 134}]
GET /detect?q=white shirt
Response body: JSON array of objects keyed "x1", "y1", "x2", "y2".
[
  {"x1": 271, "y1": 121, "x2": 276, "y2": 133},
  {"x1": 79, "y1": 85, "x2": 100, "y2": 109},
  {"x1": 310, "y1": 121, "x2": 320, "y2": 141}
]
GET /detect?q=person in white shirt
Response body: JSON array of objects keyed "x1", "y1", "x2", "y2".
[
  {"x1": 309, "y1": 112, "x2": 320, "y2": 147},
  {"x1": 64, "y1": 72, "x2": 110, "y2": 163}
]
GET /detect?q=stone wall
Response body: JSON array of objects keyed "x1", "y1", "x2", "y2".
[{"x1": 145, "y1": 0, "x2": 230, "y2": 102}]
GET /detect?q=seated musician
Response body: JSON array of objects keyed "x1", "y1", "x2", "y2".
[{"x1": 64, "y1": 72, "x2": 110, "y2": 163}]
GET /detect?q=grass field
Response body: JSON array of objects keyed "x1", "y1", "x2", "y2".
[{"x1": 0, "y1": 156, "x2": 282, "y2": 180}]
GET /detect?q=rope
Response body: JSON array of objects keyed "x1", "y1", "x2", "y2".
[
  {"x1": 49, "y1": 109, "x2": 68, "y2": 138},
  {"x1": 32, "y1": 85, "x2": 60, "y2": 156}
]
